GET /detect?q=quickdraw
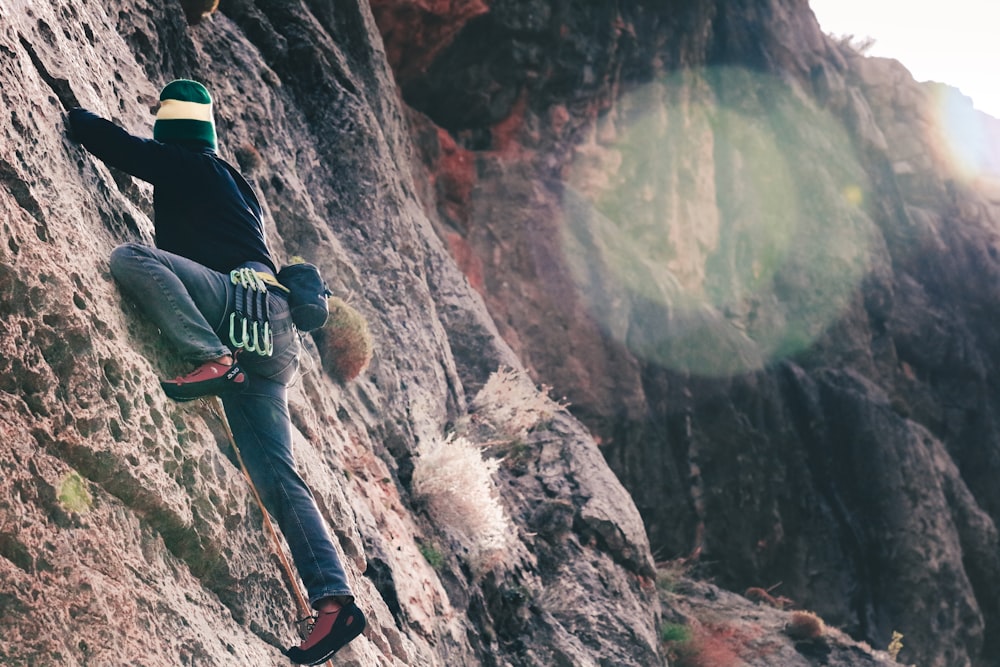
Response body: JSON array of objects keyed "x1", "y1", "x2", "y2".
[{"x1": 229, "y1": 267, "x2": 274, "y2": 357}]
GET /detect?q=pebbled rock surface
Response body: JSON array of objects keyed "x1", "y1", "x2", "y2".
[
  {"x1": 0, "y1": 1, "x2": 667, "y2": 665},
  {"x1": 374, "y1": 1, "x2": 1000, "y2": 666}
]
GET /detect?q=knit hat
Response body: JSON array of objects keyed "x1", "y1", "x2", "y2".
[{"x1": 153, "y1": 79, "x2": 217, "y2": 150}]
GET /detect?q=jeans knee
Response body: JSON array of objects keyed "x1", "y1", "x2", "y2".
[{"x1": 109, "y1": 242, "x2": 146, "y2": 280}]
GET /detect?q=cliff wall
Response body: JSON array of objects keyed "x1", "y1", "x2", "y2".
[
  {"x1": 373, "y1": 1, "x2": 1000, "y2": 666},
  {"x1": 0, "y1": 0, "x2": 989, "y2": 666},
  {"x1": 0, "y1": 1, "x2": 659, "y2": 664}
]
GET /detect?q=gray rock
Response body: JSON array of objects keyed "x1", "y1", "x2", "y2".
[
  {"x1": 0, "y1": 1, "x2": 663, "y2": 665},
  {"x1": 380, "y1": 1, "x2": 1000, "y2": 666}
]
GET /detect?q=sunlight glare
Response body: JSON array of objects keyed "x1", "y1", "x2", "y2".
[
  {"x1": 929, "y1": 85, "x2": 1000, "y2": 181},
  {"x1": 560, "y1": 68, "x2": 875, "y2": 377}
]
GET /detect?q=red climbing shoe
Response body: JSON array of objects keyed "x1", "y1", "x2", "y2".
[
  {"x1": 284, "y1": 602, "x2": 366, "y2": 665},
  {"x1": 160, "y1": 359, "x2": 248, "y2": 401}
]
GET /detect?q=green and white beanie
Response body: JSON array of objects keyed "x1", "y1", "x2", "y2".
[{"x1": 153, "y1": 79, "x2": 217, "y2": 150}]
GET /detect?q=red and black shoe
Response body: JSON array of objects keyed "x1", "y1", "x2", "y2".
[
  {"x1": 284, "y1": 602, "x2": 366, "y2": 665},
  {"x1": 160, "y1": 359, "x2": 248, "y2": 402}
]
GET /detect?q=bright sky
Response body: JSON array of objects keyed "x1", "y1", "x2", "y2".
[{"x1": 809, "y1": 1, "x2": 1000, "y2": 119}]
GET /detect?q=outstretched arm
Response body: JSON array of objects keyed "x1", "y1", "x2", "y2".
[{"x1": 68, "y1": 108, "x2": 174, "y2": 184}]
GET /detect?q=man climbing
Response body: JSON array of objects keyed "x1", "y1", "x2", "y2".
[{"x1": 67, "y1": 79, "x2": 365, "y2": 665}]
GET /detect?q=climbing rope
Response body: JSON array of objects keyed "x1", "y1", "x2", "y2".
[
  {"x1": 211, "y1": 397, "x2": 309, "y2": 612},
  {"x1": 209, "y1": 398, "x2": 335, "y2": 666}
]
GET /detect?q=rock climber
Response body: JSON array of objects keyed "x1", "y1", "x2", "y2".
[{"x1": 67, "y1": 79, "x2": 365, "y2": 665}]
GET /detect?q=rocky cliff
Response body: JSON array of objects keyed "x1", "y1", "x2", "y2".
[
  {"x1": 0, "y1": 0, "x2": 660, "y2": 664},
  {"x1": 373, "y1": 1, "x2": 1000, "y2": 667},
  {"x1": 0, "y1": 1, "x2": 988, "y2": 667}
]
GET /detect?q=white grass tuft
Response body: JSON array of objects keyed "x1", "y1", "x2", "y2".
[
  {"x1": 412, "y1": 367, "x2": 567, "y2": 573},
  {"x1": 470, "y1": 367, "x2": 566, "y2": 440},
  {"x1": 411, "y1": 434, "x2": 511, "y2": 571}
]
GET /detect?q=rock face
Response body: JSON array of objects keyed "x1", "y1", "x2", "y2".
[
  {"x1": 373, "y1": 1, "x2": 1000, "y2": 666},
  {"x1": 0, "y1": 1, "x2": 662, "y2": 665},
  {"x1": 0, "y1": 2, "x2": 989, "y2": 667}
]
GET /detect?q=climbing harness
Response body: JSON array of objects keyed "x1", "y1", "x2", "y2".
[
  {"x1": 231, "y1": 258, "x2": 333, "y2": 336},
  {"x1": 229, "y1": 267, "x2": 274, "y2": 357}
]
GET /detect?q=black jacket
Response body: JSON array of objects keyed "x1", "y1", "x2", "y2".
[{"x1": 68, "y1": 108, "x2": 275, "y2": 274}]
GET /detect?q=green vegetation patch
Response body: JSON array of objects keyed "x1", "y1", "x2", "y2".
[
  {"x1": 419, "y1": 543, "x2": 445, "y2": 570},
  {"x1": 57, "y1": 471, "x2": 92, "y2": 513},
  {"x1": 661, "y1": 622, "x2": 692, "y2": 644}
]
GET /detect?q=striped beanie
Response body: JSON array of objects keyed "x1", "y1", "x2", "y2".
[{"x1": 153, "y1": 79, "x2": 217, "y2": 150}]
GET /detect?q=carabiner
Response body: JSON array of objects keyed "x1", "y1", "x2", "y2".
[
  {"x1": 228, "y1": 312, "x2": 244, "y2": 349},
  {"x1": 261, "y1": 323, "x2": 273, "y2": 357},
  {"x1": 246, "y1": 321, "x2": 260, "y2": 353}
]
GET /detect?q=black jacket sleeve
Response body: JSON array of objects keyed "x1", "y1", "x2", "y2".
[{"x1": 68, "y1": 107, "x2": 177, "y2": 184}]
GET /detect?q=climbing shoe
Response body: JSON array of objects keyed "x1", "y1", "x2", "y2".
[
  {"x1": 284, "y1": 602, "x2": 366, "y2": 665},
  {"x1": 160, "y1": 359, "x2": 248, "y2": 402}
]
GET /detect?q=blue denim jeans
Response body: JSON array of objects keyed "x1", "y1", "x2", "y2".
[{"x1": 109, "y1": 243, "x2": 353, "y2": 607}]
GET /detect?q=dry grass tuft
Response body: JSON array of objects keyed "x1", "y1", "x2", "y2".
[
  {"x1": 179, "y1": 0, "x2": 218, "y2": 24},
  {"x1": 234, "y1": 143, "x2": 263, "y2": 173},
  {"x1": 316, "y1": 296, "x2": 373, "y2": 382},
  {"x1": 411, "y1": 434, "x2": 511, "y2": 572},
  {"x1": 468, "y1": 367, "x2": 566, "y2": 440},
  {"x1": 887, "y1": 631, "x2": 904, "y2": 660},
  {"x1": 744, "y1": 586, "x2": 793, "y2": 609},
  {"x1": 409, "y1": 367, "x2": 566, "y2": 574},
  {"x1": 785, "y1": 610, "x2": 825, "y2": 640}
]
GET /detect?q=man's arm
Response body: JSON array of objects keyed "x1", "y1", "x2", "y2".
[{"x1": 67, "y1": 108, "x2": 174, "y2": 184}]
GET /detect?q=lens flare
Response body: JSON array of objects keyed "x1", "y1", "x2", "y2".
[
  {"x1": 560, "y1": 67, "x2": 875, "y2": 377},
  {"x1": 929, "y1": 84, "x2": 1000, "y2": 181}
]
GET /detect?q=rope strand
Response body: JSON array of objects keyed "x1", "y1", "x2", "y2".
[{"x1": 209, "y1": 397, "x2": 334, "y2": 667}]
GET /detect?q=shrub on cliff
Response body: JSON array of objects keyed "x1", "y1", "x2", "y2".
[
  {"x1": 411, "y1": 434, "x2": 511, "y2": 572},
  {"x1": 315, "y1": 296, "x2": 373, "y2": 382},
  {"x1": 180, "y1": 0, "x2": 218, "y2": 24},
  {"x1": 462, "y1": 366, "x2": 566, "y2": 444},
  {"x1": 411, "y1": 367, "x2": 567, "y2": 572}
]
